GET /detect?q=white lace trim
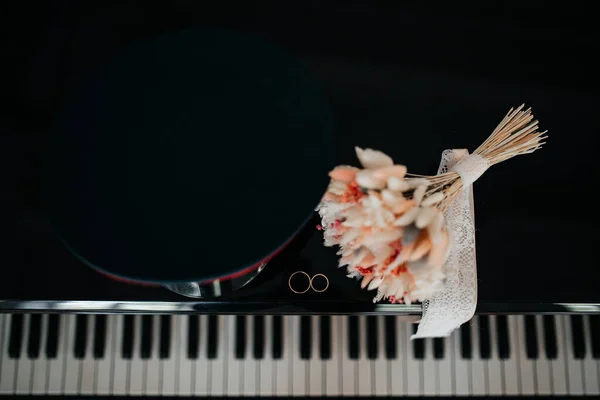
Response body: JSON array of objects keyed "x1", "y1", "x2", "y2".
[{"x1": 411, "y1": 150, "x2": 479, "y2": 339}]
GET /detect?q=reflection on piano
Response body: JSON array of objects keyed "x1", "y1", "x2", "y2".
[{"x1": 1, "y1": 313, "x2": 599, "y2": 396}]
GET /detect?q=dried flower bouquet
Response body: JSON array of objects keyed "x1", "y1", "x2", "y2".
[{"x1": 317, "y1": 105, "x2": 546, "y2": 304}]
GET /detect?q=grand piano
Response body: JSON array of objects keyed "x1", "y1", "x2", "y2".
[{"x1": 1, "y1": 2, "x2": 599, "y2": 397}]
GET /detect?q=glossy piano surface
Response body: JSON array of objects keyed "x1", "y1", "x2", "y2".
[{"x1": 1, "y1": 3, "x2": 600, "y2": 313}]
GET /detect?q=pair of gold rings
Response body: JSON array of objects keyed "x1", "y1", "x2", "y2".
[{"x1": 288, "y1": 271, "x2": 329, "y2": 294}]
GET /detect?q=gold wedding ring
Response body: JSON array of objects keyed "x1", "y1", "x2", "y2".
[
  {"x1": 288, "y1": 271, "x2": 311, "y2": 294},
  {"x1": 310, "y1": 273, "x2": 329, "y2": 292}
]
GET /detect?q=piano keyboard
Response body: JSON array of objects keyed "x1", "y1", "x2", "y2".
[{"x1": 0, "y1": 314, "x2": 599, "y2": 396}]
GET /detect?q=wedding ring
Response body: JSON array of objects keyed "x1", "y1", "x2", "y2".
[
  {"x1": 288, "y1": 271, "x2": 311, "y2": 294},
  {"x1": 310, "y1": 273, "x2": 329, "y2": 293}
]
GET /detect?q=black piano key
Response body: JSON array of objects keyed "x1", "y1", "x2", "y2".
[
  {"x1": 206, "y1": 315, "x2": 218, "y2": 359},
  {"x1": 45, "y1": 314, "x2": 60, "y2": 359},
  {"x1": 542, "y1": 315, "x2": 558, "y2": 359},
  {"x1": 93, "y1": 315, "x2": 107, "y2": 359},
  {"x1": 478, "y1": 315, "x2": 491, "y2": 359},
  {"x1": 140, "y1": 315, "x2": 153, "y2": 359},
  {"x1": 121, "y1": 315, "x2": 135, "y2": 359},
  {"x1": 590, "y1": 315, "x2": 600, "y2": 359},
  {"x1": 348, "y1": 316, "x2": 360, "y2": 360},
  {"x1": 460, "y1": 323, "x2": 472, "y2": 359},
  {"x1": 272, "y1": 316, "x2": 283, "y2": 359},
  {"x1": 300, "y1": 316, "x2": 312, "y2": 360},
  {"x1": 384, "y1": 316, "x2": 397, "y2": 359},
  {"x1": 8, "y1": 314, "x2": 24, "y2": 358},
  {"x1": 234, "y1": 316, "x2": 247, "y2": 359},
  {"x1": 319, "y1": 316, "x2": 332, "y2": 360},
  {"x1": 524, "y1": 315, "x2": 538, "y2": 359},
  {"x1": 74, "y1": 314, "x2": 88, "y2": 359},
  {"x1": 412, "y1": 324, "x2": 425, "y2": 359},
  {"x1": 496, "y1": 315, "x2": 511, "y2": 359},
  {"x1": 366, "y1": 316, "x2": 378, "y2": 360},
  {"x1": 253, "y1": 316, "x2": 265, "y2": 359},
  {"x1": 27, "y1": 314, "x2": 42, "y2": 359},
  {"x1": 433, "y1": 338, "x2": 444, "y2": 359},
  {"x1": 159, "y1": 315, "x2": 171, "y2": 359},
  {"x1": 187, "y1": 315, "x2": 200, "y2": 359},
  {"x1": 570, "y1": 315, "x2": 586, "y2": 359}
]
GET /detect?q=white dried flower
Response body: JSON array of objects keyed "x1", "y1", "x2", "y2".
[
  {"x1": 421, "y1": 191, "x2": 445, "y2": 207},
  {"x1": 367, "y1": 276, "x2": 384, "y2": 290},
  {"x1": 361, "y1": 275, "x2": 374, "y2": 289},
  {"x1": 355, "y1": 170, "x2": 386, "y2": 190},
  {"x1": 355, "y1": 147, "x2": 394, "y2": 169},
  {"x1": 339, "y1": 228, "x2": 362, "y2": 246},
  {"x1": 415, "y1": 206, "x2": 437, "y2": 229},
  {"x1": 428, "y1": 211, "x2": 445, "y2": 244},
  {"x1": 361, "y1": 229, "x2": 403, "y2": 247},
  {"x1": 381, "y1": 189, "x2": 404, "y2": 207},
  {"x1": 373, "y1": 165, "x2": 407, "y2": 180},
  {"x1": 387, "y1": 176, "x2": 410, "y2": 192},
  {"x1": 393, "y1": 206, "x2": 420, "y2": 226},
  {"x1": 413, "y1": 185, "x2": 427, "y2": 205},
  {"x1": 406, "y1": 178, "x2": 431, "y2": 188}
]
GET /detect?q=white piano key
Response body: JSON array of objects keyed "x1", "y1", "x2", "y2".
[
  {"x1": 31, "y1": 314, "x2": 48, "y2": 394},
  {"x1": 194, "y1": 315, "x2": 210, "y2": 396},
  {"x1": 111, "y1": 315, "x2": 129, "y2": 395},
  {"x1": 273, "y1": 316, "x2": 290, "y2": 396},
  {"x1": 243, "y1": 316, "x2": 259, "y2": 397},
  {"x1": 209, "y1": 315, "x2": 227, "y2": 396},
  {"x1": 15, "y1": 314, "x2": 34, "y2": 394},
  {"x1": 47, "y1": 315, "x2": 67, "y2": 395},
  {"x1": 63, "y1": 315, "x2": 81, "y2": 395},
  {"x1": 308, "y1": 316, "x2": 323, "y2": 396},
  {"x1": 405, "y1": 323, "x2": 422, "y2": 396},
  {"x1": 324, "y1": 316, "x2": 340, "y2": 396},
  {"x1": 437, "y1": 336, "x2": 453, "y2": 396},
  {"x1": 548, "y1": 315, "x2": 568, "y2": 395},
  {"x1": 486, "y1": 316, "x2": 504, "y2": 395},
  {"x1": 514, "y1": 315, "x2": 536, "y2": 395},
  {"x1": 290, "y1": 316, "x2": 307, "y2": 396},
  {"x1": 79, "y1": 315, "x2": 97, "y2": 395},
  {"x1": 563, "y1": 315, "x2": 585, "y2": 395},
  {"x1": 422, "y1": 338, "x2": 437, "y2": 395},
  {"x1": 452, "y1": 327, "x2": 471, "y2": 396},
  {"x1": 373, "y1": 316, "x2": 388, "y2": 396},
  {"x1": 209, "y1": 315, "x2": 229, "y2": 396},
  {"x1": 144, "y1": 316, "x2": 160, "y2": 395},
  {"x1": 534, "y1": 315, "x2": 552, "y2": 395},
  {"x1": 225, "y1": 315, "x2": 243, "y2": 395},
  {"x1": 161, "y1": 316, "x2": 179, "y2": 395},
  {"x1": 259, "y1": 316, "x2": 273, "y2": 396},
  {"x1": 340, "y1": 316, "x2": 356, "y2": 396},
  {"x1": 95, "y1": 315, "x2": 115, "y2": 395},
  {"x1": 210, "y1": 315, "x2": 229, "y2": 396},
  {"x1": 502, "y1": 316, "x2": 521, "y2": 395},
  {"x1": 177, "y1": 316, "x2": 193, "y2": 396},
  {"x1": 129, "y1": 315, "x2": 144, "y2": 395},
  {"x1": 390, "y1": 317, "x2": 407, "y2": 396},
  {"x1": 0, "y1": 314, "x2": 17, "y2": 394},
  {"x1": 357, "y1": 316, "x2": 372, "y2": 396},
  {"x1": 470, "y1": 321, "x2": 487, "y2": 395},
  {"x1": 583, "y1": 316, "x2": 600, "y2": 395}
]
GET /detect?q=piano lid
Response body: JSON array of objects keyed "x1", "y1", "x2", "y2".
[{"x1": 1, "y1": 3, "x2": 599, "y2": 314}]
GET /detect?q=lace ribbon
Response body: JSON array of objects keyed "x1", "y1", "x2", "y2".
[{"x1": 411, "y1": 150, "x2": 485, "y2": 338}]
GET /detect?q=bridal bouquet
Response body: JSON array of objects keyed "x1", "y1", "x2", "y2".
[{"x1": 317, "y1": 105, "x2": 546, "y2": 307}]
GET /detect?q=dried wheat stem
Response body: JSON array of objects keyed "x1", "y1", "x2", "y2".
[{"x1": 415, "y1": 104, "x2": 546, "y2": 212}]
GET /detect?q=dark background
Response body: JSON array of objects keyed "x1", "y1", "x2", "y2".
[{"x1": 1, "y1": 1, "x2": 599, "y2": 309}]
